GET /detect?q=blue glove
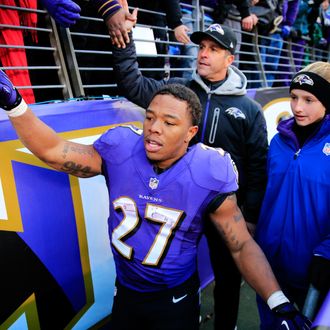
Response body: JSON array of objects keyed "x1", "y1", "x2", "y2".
[
  {"x1": 281, "y1": 25, "x2": 291, "y2": 38},
  {"x1": 40, "y1": 0, "x2": 81, "y2": 28},
  {"x1": 0, "y1": 70, "x2": 21, "y2": 111},
  {"x1": 168, "y1": 45, "x2": 181, "y2": 56},
  {"x1": 273, "y1": 302, "x2": 312, "y2": 329}
]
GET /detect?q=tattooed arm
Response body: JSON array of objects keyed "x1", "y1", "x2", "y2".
[
  {"x1": 209, "y1": 194, "x2": 281, "y2": 302},
  {"x1": 10, "y1": 108, "x2": 102, "y2": 177}
]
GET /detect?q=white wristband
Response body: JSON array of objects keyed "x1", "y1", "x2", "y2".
[
  {"x1": 267, "y1": 290, "x2": 290, "y2": 310},
  {"x1": 6, "y1": 99, "x2": 28, "y2": 117}
]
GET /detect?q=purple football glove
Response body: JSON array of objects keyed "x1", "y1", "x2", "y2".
[
  {"x1": 0, "y1": 70, "x2": 22, "y2": 111},
  {"x1": 273, "y1": 302, "x2": 312, "y2": 330},
  {"x1": 40, "y1": 0, "x2": 81, "y2": 28}
]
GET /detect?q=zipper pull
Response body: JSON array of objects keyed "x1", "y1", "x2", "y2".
[{"x1": 294, "y1": 149, "x2": 301, "y2": 159}]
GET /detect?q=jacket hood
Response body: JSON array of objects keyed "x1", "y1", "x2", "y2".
[{"x1": 192, "y1": 65, "x2": 247, "y2": 96}]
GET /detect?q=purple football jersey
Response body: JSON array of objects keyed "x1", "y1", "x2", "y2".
[{"x1": 94, "y1": 125, "x2": 238, "y2": 292}]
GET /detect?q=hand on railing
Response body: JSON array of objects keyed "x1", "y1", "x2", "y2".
[
  {"x1": 174, "y1": 25, "x2": 191, "y2": 45},
  {"x1": 40, "y1": 0, "x2": 81, "y2": 28},
  {"x1": 241, "y1": 15, "x2": 256, "y2": 32}
]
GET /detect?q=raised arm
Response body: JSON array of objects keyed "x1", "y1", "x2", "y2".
[
  {"x1": 111, "y1": 31, "x2": 169, "y2": 109},
  {"x1": 209, "y1": 194, "x2": 312, "y2": 329},
  {"x1": 0, "y1": 70, "x2": 102, "y2": 178},
  {"x1": 164, "y1": 0, "x2": 190, "y2": 44}
]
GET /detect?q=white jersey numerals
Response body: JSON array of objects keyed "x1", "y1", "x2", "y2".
[
  {"x1": 112, "y1": 197, "x2": 139, "y2": 260},
  {"x1": 112, "y1": 197, "x2": 183, "y2": 266}
]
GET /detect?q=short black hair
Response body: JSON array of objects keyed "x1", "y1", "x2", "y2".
[{"x1": 151, "y1": 84, "x2": 202, "y2": 126}]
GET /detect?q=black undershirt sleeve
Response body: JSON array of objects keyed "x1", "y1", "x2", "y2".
[{"x1": 206, "y1": 191, "x2": 236, "y2": 214}]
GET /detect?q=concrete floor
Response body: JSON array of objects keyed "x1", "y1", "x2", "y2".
[{"x1": 200, "y1": 281, "x2": 260, "y2": 330}]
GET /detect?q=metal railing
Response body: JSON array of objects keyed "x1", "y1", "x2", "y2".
[
  {"x1": 0, "y1": 4, "x2": 72, "y2": 101},
  {"x1": 0, "y1": 1, "x2": 329, "y2": 103}
]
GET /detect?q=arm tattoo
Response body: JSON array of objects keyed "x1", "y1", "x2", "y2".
[
  {"x1": 60, "y1": 143, "x2": 97, "y2": 177},
  {"x1": 217, "y1": 221, "x2": 240, "y2": 250},
  {"x1": 62, "y1": 143, "x2": 69, "y2": 158},
  {"x1": 215, "y1": 195, "x2": 244, "y2": 250},
  {"x1": 234, "y1": 210, "x2": 243, "y2": 223},
  {"x1": 60, "y1": 161, "x2": 97, "y2": 177},
  {"x1": 227, "y1": 194, "x2": 243, "y2": 223},
  {"x1": 62, "y1": 142, "x2": 94, "y2": 159}
]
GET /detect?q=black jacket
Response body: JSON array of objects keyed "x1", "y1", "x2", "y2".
[
  {"x1": 128, "y1": 0, "x2": 183, "y2": 29},
  {"x1": 112, "y1": 36, "x2": 268, "y2": 223},
  {"x1": 201, "y1": 0, "x2": 251, "y2": 22}
]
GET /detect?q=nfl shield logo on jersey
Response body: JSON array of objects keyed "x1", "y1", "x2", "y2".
[
  {"x1": 322, "y1": 142, "x2": 330, "y2": 156},
  {"x1": 149, "y1": 177, "x2": 159, "y2": 190}
]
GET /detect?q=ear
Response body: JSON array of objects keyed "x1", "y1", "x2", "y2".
[
  {"x1": 185, "y1": 125, "x2": 199, "y2": 143},
  {"x1": 226, "y1": 54, "x2": 235, "y2": 66}
]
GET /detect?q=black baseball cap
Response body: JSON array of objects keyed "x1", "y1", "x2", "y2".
[{"x1": 190, "y1": 23, "x2": 237, "y2": 54}]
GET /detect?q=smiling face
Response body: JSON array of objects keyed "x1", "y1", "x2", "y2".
[
  {"x1": 290, "y1": 89, "x2": 326, "y2": 126},
  {"x1": 196, "y1": 38, "x2": 234, "y2": 82},
  {"x1": 143, "y1": 94, "x2": 198, "y2": 169}
]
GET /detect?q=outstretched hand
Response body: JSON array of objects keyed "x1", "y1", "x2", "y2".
[
  {"x1": 40, "y1": 0, "x2": 81, "y2": 28},
  {"x1": 0, "y1": 70, "x2": 20, "y2": 110},
  {"x1": 105, "y1": 0, "x2": 138, "y2": 48}
]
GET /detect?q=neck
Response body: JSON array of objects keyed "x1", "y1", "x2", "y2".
[
  {"x1": 153, "y1": 165, "x2": 166, "y2": 174},
  {"x1": 150, "y1": 151, "x2": 188, "y2": 174},
  {"x1": 293, "y1": 117, "x2": 325, "y2": 147},
  {"x1": 202, "y1": 77, "x2": 226, "y2": 90}
]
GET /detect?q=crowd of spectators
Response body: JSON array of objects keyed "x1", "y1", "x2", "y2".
[
  {"x1": 1, "y1": 0, "x2": 330, "y2": 103},
  {"x1": 97, "y1": 0, "x2": 329, "y2": 89},
  {"x1": 135, "y1": 0, "x2": 330, "y2": 88}
]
